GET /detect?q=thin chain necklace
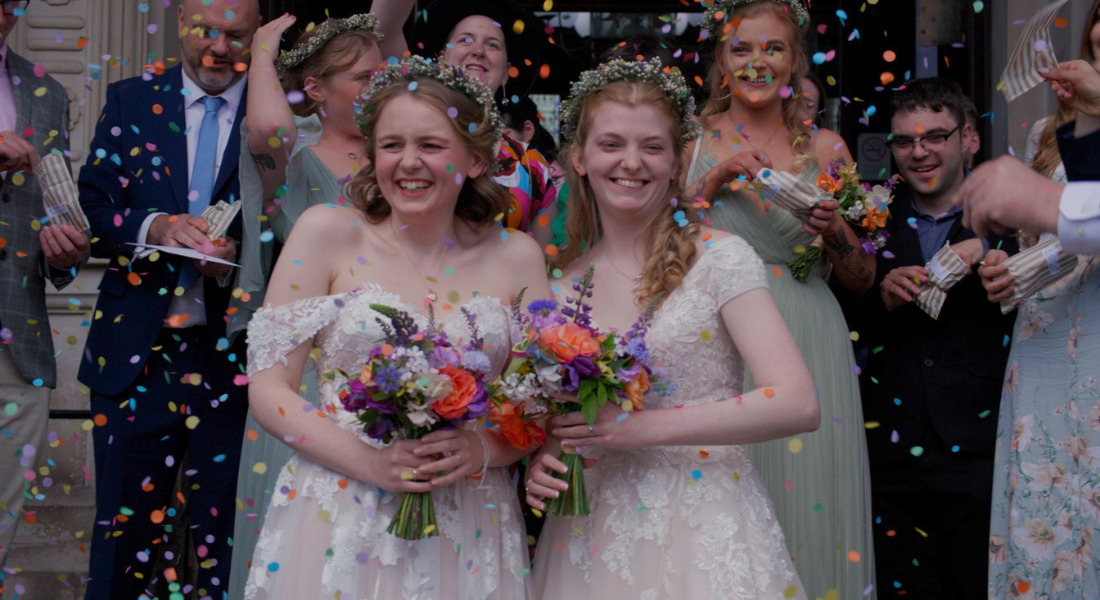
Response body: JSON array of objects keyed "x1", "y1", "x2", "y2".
[
  {"x1": 601, "y1": 244, "x2": 642, "y2": 285},
  {"x1": 390, "y1": 221, "x2": 449, "y2": 304},
  {"x1": 316, "y1": 140, "x2": 363, "y2": 161},
  {"x1": 728, "y1": 112, "x2": 783, "y2": 153}
]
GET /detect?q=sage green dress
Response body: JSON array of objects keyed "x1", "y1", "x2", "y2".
[
  {"x1": 228, "y1": 114, "x2": 341, "y2": 600},
  {"x1": 688, "y1": 140, "x2": 876, "y2": 600}
]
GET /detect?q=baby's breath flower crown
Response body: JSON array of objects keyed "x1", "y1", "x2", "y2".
[
  {"x1": 560, "y1": 58, "x2": 699, "y2": 145},
  {"x1": 355, "y1": 55, "x2": 505, "y2": 148},
  {"x1": 701, "y1": 0, "x2": 811, "y2": 35},
  {"x1": 274, "y1": 13, "x2": 383, "y2": 77}
]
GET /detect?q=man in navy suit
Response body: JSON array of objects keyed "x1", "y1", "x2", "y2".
[{"x1": 77, "y1": 1, "x2": 260, "y2": 598}]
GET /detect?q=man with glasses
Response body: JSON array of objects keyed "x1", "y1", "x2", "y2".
[
  {"x1": 0, "y1": 0, "x2": 90, "y2": 582},
  {"x1": 851, "y1": 78, "x2": 1017, "y2": 599}
]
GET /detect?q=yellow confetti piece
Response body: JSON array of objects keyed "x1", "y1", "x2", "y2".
[
  {"x1": 318, "y1": 509, "x2": 330, "y2": 521},
  {"x1": 825, "y1": 590, "x2": 840, "y2": 600},
  {"x1": 30, "y1": 218, "x2": 42, "y2": 231},
  {"x1": 788, "y1": 438, "x2": 803, "y2": 453},
  {"x1": 184, "y1": 416, "x2": 200, "y2": 430},
  {"x1": 268, "y1": 136, "x2": 281, "y2": 148},
  {"x1": 543, "y1": 0, "x2": 553, "y2": 10},
  {"x1": 11, "y1": 173, "x2": 25, "y2": 186},
  {"x1": 784, "y1": 585, "x2": 799, "y2": 598},
  {"x1": 423, "y1": 524, "x2": 436, "y2": 535},
  {"x1": 513, "y1": 19, "x2": 525, "y2": 34},
  {"x1": 849, "y1": 331, "x2": 860, "y2": 342},
  {"x1": 700, "y1": 329, "x2": 712, "y2": 341},
  {"x1": 531, "y1": 508, "x2": 543, "y2": 518},
  {"x1": 400, "y1": 470, "x2": 415, "y2": 481},
  {"x1": 915, "y1": 527, "x2": 929, "y2": 537},
  {"x1": 188, "y1": 373, "x2": 202, "y2": 386},
  {"x1": 864, "y1": 421, "x2": 881, "y2": 429},
  {"x1": 34, "y1": 87, "x2": 47, "y2": 97},
  {"x1": 253, "y1": 462, "x2": 267, "y2": 474}
]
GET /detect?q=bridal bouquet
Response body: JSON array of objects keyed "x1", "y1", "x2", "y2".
[
  {"x1": 338, "y1": 304, "x2": 492, "y2": 540},
  {"x1": 498, "y1": 266, "x2": 674, "y2": 516},
  {"x1": 755, "y1": 159, "x2": 896, "y2": 281}
]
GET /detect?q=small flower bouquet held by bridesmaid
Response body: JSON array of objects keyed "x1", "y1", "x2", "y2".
[
  {"x1": 498, "y1": 265, "x2": 674, "y2": 516},
  {"x1": 337, "y1": 304, "x2": 494, "y2": 540},
  {"x1": 754, "y1": 158, "x2": 897, "y2": 280}
]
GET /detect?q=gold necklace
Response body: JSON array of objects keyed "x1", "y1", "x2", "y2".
[
  {"x1": 390, "y1": 222, "x2": 449, "y2": 303},
  {"x1": 601, "y1": 244, "x2": 642, "y2": 285}
]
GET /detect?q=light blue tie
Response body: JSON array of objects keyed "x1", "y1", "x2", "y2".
[{"x1": 178, "y1": 95, "x2": 226, "y2": 291}]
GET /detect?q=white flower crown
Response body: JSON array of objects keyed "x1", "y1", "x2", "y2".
[
  {"x1": 701, "y1": 0, "x2": 811, "y2": 36},
  {"x1": 275, "y1": 13, "x2": 383, "y2": 78},
  {"x1": 560, "y1": 58, "x2": 699, "y2": 145}
]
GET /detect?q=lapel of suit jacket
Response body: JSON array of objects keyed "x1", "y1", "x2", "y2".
[
  {"x1": 150, "y1": 66, "x2": 190, "y2": 213},
  {"x1": 891, "y1": 186, "x2": 925, "y2": 266},
  {"x1": 210, "y1": 85, "x2": 246, "y2": 205}
]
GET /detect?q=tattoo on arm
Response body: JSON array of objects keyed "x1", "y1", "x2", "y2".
[
  {"x1": 823, "y1": 231, "x2": 874, "y2": 284},
  {"x1": 251, "y1": 152, "x2": 276, "y2": 171}
]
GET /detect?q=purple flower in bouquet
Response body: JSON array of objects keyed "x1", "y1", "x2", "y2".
[
  {"x1": 373, "y1": 365, "x2": 403, "y2": 395},
  {"x1": 429, "y1": 346, "x2": 461, "y2": 369},
  {"x1": 465, "y1": 384, "x2": 490, "y2": 419},
  {"x1": 624, "y1": 336, "x2": 651, "y2": 362},
  {"x1": 615, "y1": 361, "x2": 646, "y2": 383},
  {"x1": 562, "y1": 355, "x2": 601, "y2": 391}
]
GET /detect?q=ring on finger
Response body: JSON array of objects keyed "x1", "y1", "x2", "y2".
[{"x1": 587, "y1": 425, "x2": 595, "y2": 436}]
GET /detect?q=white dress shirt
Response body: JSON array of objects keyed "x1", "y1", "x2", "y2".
[
  {"x1": 136, "y1": 70, "x2": 246, "y2": 328},
  {"x1": 1057, "y1": 182, "x2": 1100, "y2": 256}
]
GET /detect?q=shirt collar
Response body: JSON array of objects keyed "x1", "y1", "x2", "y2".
[
  {"x1": 180, "y1": 68, "x2": 247, "y2": 114},
  {"x1": 906, "y1": 167, "x2": 970, "y2": 221}
]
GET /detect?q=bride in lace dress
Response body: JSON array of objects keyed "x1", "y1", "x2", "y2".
[
  {"x1": 243, "y1": 59, "x2": 551, "y2": 600},
  {"x1": 525, "y1": 61, "x2": 820, "y2": 599}
]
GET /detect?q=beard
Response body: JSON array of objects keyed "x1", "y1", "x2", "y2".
[{"x1": 185, "y1": 53, "x2": 242, "y2": 92}]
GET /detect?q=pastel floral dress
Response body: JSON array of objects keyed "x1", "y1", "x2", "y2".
[{"x1": 987, "y1": 134, "x2": 1100, "y2": 599}]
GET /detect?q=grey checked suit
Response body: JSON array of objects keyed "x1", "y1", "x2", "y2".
[{"x1": 0, "y1": 50, "x2": 73, "y2": 388}]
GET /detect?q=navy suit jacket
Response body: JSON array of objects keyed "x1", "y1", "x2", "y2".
[
  {"x1": 1057, "y1": 122, "x2": 1100, "y2": 182},
  {"x1": 852, "y1": 186, "x2": 1018, "y2": 468},
  {"x1": 77, "y1": 66, "x2": 245, "y2": 396}
]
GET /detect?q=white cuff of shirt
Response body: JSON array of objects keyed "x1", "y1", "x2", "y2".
[
  {"x1": 135, "y1": 212, "x2": 167, "y2": 259},
  {"x1": 1057, "y1": 182, "x2": 1100, "y2": 256}
]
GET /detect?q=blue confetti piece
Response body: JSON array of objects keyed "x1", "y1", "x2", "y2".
[
  {"x1": 138, "y1": 3, "x2": 149, "y2": 13},
  {"x1": 893, "y1": 398, "x2": 901, "y2": 406},
  {"x1": 408, "y1": 81, "x2": 419, "y2": 91},
  {"x1": 259, "y1": 230, "x2": 274, "y2": 243},
  {"x1": 213, "y1": 454, "x2": 226, "y2": 463},
  {"x1": 268, "y1": 562, "x2": 279, "y2": 572},
  {"x1": 691, "y1": 469, "x2": 703, "y2": 480},
  {"x1": 32, "y1": 379, "x2": 44, "y2": 387},
  {"x1": 1003, "y1": 334, "x2": 1010, "y2": 347},
  {"x1": 906, "y1": 217, "x2": 918, "y2": 229},
  {"x1": 951, "y1": 445, "x2": 961, "y2": 452},
  {"x1": 468, "y1": 122, "x2": 478, "y2": 133}
]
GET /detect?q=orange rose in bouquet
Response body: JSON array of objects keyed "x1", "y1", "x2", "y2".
[
  {"x1": 433, "y1": 366, "x2": 482, "y2": 420},
  {"x1": 538, "y1": 322, "x2": 601, "y2": 363}
]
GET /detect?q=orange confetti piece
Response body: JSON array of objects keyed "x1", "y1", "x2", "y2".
[
  {"x1": 287, "y1": 489, "x2": 297, "y2": 500},
  {"x1": 847, "y1": 550, "x2": 861, "y2": 562},
  {"x1": 544, "y1": 244, "x2": 559, "y2": 257},
  {"x1": 0, "y1": 238, "x2": 6, "y2": 249},
  {"x1": 883, "y1": 50, "x2": 897, "y2": 62},
  {"x1": 698, "y1": 450, "x2": 710, "y2": 458},
  {"x1": 152, "y1": 104, "x2": 163, "y2": 115},
  {"x1": 201, "y1": 56, "x2": 215, "y2": 67},
  {"x1": 127, "y1": 272, "x2": 142, "y2": 286},
  {"x1": 150, "y1": 509, "x2": 166, "y2": 524},
  {"x1": 337, "y1": 479, "x2": 349, "y2": 489},
  {"x1": 441, "y1": 303, "x2": 453, "y2": 311},
  {"x1": 240, "y1": 292, "x2": 251, "y2": 302},
  {"x1": 77, "y1": 37, "x2": 89, "y2": 49},
  {"x1": 246, "y1": 429, "x2": 259, "y2": 441},
  {"x1": 24, "y1": 514, "x2": 36, "y2": 524},
  {"x1": 702, "y1": 232, "x2": 713, "y2": 241},
  {"x1": 508, "y1": 66, "x2": 519, "y2": 78},
  {"x1": 142, "y1": 482, "x2": 155, "y2": 492},
  {"x1": 694, "y1": 75, "x2": 705, "y2": 87},
  {"x1": 277, "y1": 407, "x2": 286, "y2": 416},
  {"x1": 886, "y1": 529, "x2": 897, "y2": 537},
  {"x1": 165, "y1": 313, "x2": 190, "y2": 328},
  {"x1": 234, "y1": 62, "x2": 248, "y2": 72},
  {"x1": 914, "y1": 123, "x2": 925, "y2": 134},
  {"x1": 93, "y1": 414, "x2": 108, "y2": 427},
  {"x1": 381, "y1": 344, "x2": 394, "y2": 357},
  {"x1": 1054, "y1": 17, "x2": 1068, "y2": 28},
  {"x1": 880, "y1": 72, "x2": 895, "y2": 85},
  {"x1": 773, "y1": 266, "x2": 783, "y2": 277},
  {"x1": 537, "y1": 214, "x2": 550, "y2": 227},
  {"x1": 539, "y1": 64, "x2": 551, "y2": 79},
  {"x1": 1016, "y1": 582, "x2": 1031, "y2": 593},
  {"x1": 764, "y1": 388, "x2": 775, "y2": 397},
  {"x1": 164, "y1": 567, "x2": 178, "y2": 582}
]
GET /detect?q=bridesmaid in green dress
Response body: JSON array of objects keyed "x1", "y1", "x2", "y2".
[
  {"x1": 685, "y1": 1, "x2": 876, "y2": 597},
  {"x1": 227, "y1": 13, "x2": 383, "y2": 598}
]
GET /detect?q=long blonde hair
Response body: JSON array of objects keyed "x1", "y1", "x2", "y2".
[
  {"x1": 1031, "y1": 0, "x2": 1100, "y2": 179},
  {"x1": 700, "y1": 1, "x2": 813, "y2": 158},
  {"x1": 345, "y1": 77, "x2": 509, "y2": 229},
  {"x1": 552, "y1": 81, "x2": 700, "y2": 307},
  {"x1": 282, "y1": 30, "x2": 381, "y2": 118}
]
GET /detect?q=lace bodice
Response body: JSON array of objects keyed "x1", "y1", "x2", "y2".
[
  {"x1": 246, "y1": 285, "x2": 512, "y2": 439},
  {"x1": 536, "y1": 236, "x2": 804, "y2": 599}
]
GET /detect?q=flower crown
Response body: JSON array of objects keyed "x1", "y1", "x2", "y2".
[
  {"x1": 560, "y1": 58, "x2": 699, "y2": 144},
  {"x1": 355, "y1": 55, "x2": 505, "y2": 147},
  {"x1": 701, "y1": 0, "x2": 811, "y2": 36},
  {"x1": 274, "y1": 13, "x2": 383, "y2": 78}
]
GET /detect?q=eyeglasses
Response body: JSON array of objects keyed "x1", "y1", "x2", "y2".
[
  {"x1": 1, "y1": 1, "x2": 29, "y2": 16},
  {"x1": 888, "y1": 125, "x2": 960, "y2": 156}
]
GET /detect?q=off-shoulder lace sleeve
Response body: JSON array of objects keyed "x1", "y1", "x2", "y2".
[
  {"x1": 700, "y1": 235, "x2": 769, "y2": 307},
  {"x1": 246, "y1": 295, "x2": 344, "y2": 377}
]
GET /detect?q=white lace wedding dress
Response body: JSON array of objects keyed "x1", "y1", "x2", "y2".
[
  {"x1": 533, "y1": 235, "x2": 808, "y2": 600},
  {"x1": 244, "y1": 286, "x2": 532, "y2": 600}
]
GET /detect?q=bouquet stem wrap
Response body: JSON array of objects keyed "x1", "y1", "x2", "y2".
[
  {"x1": 546, "y1": 448, "x2": 590, "y2": 517},
  {"x1": 388, "y1": 483, "x2": 438, "y2": 540}
]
